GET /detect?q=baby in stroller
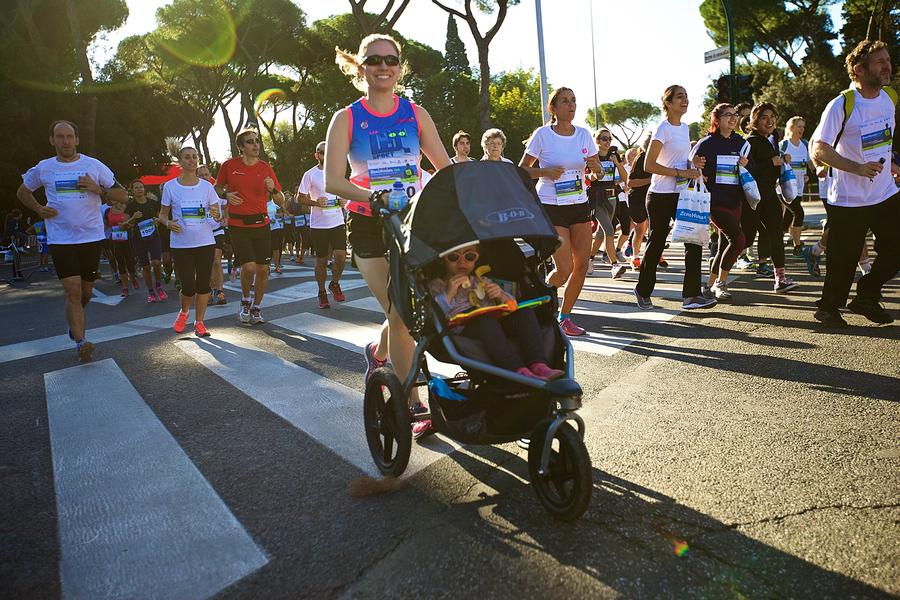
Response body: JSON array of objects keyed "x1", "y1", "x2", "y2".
[{"x1": 428, "y1": 242, "x2": 564, "y2": 382}]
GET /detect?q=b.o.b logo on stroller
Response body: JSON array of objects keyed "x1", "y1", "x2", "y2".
[{"x1": 486, "y1": 208, "x2": 534, "y2": 224}]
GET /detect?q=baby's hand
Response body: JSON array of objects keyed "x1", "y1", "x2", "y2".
[
  {"x1": 484, "y1": 282, "x2": 504, "y2": 300},
  {"x1": 447, "y1": 274, "x2": 470, "y2": 296}
]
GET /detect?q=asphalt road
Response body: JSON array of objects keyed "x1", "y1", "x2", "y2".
[{"x1": 1, "y1": 206, "x2": 898, "y2": 599}]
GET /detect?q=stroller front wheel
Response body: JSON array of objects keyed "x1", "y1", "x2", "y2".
[
  {"x1": 528, "y1": 419, "x2": 592, "y2": 521},
  {"x1": 364, "y1": 367, "x2": 412, "y2": 477}
]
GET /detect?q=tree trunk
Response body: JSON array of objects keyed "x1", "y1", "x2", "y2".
[
  {"x1": 219, "y1": 101, "x2": 238, "y2": 158},
  {"x1": 476, "y1": 40, "x2": 493, "y2": 130},
  {"x1": 63, "y1": 0, "x2": 97, "y2": 153}
]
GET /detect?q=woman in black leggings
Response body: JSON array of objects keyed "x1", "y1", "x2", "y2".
[
  {"x1": 691, "y1": 103, "x2": 750, "y2": 302},
  {"x1": 159, "y1": 146, "x2": 222, "y2": 337},
  {"x1": 634, "y1": 85, "x2": 714, "y2": 311},
  {"x1": 745, "y1": 103, "x2": 798, "y2": 294}
]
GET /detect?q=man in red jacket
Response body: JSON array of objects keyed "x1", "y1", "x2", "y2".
[{"x1": 215, "y1": 128, "x2": 285, "y2": 324}]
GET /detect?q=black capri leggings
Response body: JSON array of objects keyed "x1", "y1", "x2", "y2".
[
  {"x1": 113, "y1": 241, "x2": 136, "y2": 276},
  {"x1": 172, "y1": 245, "x2": 216, "y2": 297},
  {"x1": 757, "y1": 192, "x2": 786, "y2": 268},
  {"x1": 782, "y1": 197, "x2": 805, "y2": 229}
]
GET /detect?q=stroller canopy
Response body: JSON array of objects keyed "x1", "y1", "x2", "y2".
[{"x1": 402, "y1": 161, "x2": 560, "y2": 269}]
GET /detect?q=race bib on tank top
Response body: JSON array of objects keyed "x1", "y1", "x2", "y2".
[{"x1": 346, "y1": 96, "x2": 421, "y2": 216}]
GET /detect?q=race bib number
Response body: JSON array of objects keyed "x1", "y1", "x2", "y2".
[
  {"x1": 367, "y1": 157, "x2": 420, "y2": 198},
  {"x1": 554, "y1": 169, "x2": 586, "y2": 205},
  {"x1": 111, "y1": 226, "x2": 127, "y2": 241},
  {"x1": 860, "y1": 120, "x2": 892, "y2": 162},
  {"x1": 53, "y1": 171, "x2": 87, "y2": 201},
  {"x1": 323, "y1": 194, "x2": 341, "y2": 210},
  {"x1": 181, "y1": 200, "x2": 206, "y2": 228},
  {"x1": 715, "y1": 155, "x2": 739, "y2": 185},
  {"x1": 271, "y1": 217, "x2": 283, "y2": 230},
  {"x1": 138, "y1": 218, "x2": 156, "y2": 238},
  {"x1": 599, "y1": 161, "x2": 615, "y2": 182},
  {"x1": 296, "y1": 215, "x2": 307, "y2": 227}
]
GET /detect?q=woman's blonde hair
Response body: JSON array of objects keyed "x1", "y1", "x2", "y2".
[
  {"x1": 335, "y1": 34, "x2": 407, "y2": 93},
  {"x1": 785, "y1": 116, "x2": 805, "y2": 132}
]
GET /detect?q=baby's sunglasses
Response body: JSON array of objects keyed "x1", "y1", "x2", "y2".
[
  {"x1": 445, "y1": 251, "x2": 479, "y2": 263},
  {"x1": 362, "y1": 54, "x2": 401, "y2": 67}
]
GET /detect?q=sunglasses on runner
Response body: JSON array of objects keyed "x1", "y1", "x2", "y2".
[
  {"x1": 597, "y1": 136, "x2": 611, "y2": 142},
  {"x1": 445, "y1": 251, "x2": 479, "y2": 263},
  {"x1": 362, "y1": 54, "x2": 401, "y2": 67}
]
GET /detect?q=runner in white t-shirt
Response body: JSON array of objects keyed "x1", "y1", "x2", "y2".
[
  {"x1": 159, "y1": 146, "x2": 222, "y2": 337},
  {"x1": 520, "y1": 86, "x2": 602, "y2": 336},
  {"x1": 809, "y1": 40, "x2": 898, "y2": 326},
  {"x1": 17, "y1": 120, "x2": 128, "y2": 362},
  {"x1": 299, "y1": 140, "x2": 349, "y2": 309},
  {"x1": 779, "y1": 116, "x2": 815, "y2": 255},
  {"x1": 634, "y1": 85, "x2": 715, "y2": 311}
]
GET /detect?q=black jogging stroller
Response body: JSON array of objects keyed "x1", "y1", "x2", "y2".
[{"x1": 363, "y1": 160, "x2": 592, "y2": 521}]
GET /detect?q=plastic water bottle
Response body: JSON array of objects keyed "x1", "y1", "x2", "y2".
[{"x1": 387, "y1": 181, "x2": 407, "y2": 212}]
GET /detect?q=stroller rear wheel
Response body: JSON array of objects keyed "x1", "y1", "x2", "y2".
[
  {"x1": 528, "y1": 419, "x2": 592, "y2": 521},
  {"x1": 364, "y1": 367, "x2": 412, "y2": 477}
]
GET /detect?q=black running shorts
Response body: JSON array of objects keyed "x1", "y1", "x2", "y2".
[{"x1": 49, "y1": 240, "x2": 103, "y2": 281}]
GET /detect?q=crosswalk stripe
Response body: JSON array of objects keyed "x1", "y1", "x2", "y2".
[
  {"x1": 44, "y1": 359, "x2": 267, "y2": 600},
  {"x1": 0, "y1": 280, "x2": 369, "y2": 365},
  {"x1": 174, "y1": 333, "x2": 462, "y2": 479},
  {"x1": 270, "y1": 312, "x2": 461, "y2": 378}
]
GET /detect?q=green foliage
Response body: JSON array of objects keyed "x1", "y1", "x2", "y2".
[
  {"x1": 444, "y1": 15, "x2": 470, "y2": 76},
  {"x1": 489, "y1": 68, "x2": 543, "y2": 159},
  {"x1": 586, "y1": 99, "x2": 660, "y2": 148}
]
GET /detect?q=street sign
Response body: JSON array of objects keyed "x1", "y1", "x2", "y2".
[{"x1": 704, "y1": 46, "x2": 730, "y2": 63}]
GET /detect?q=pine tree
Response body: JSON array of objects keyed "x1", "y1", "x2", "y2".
[{"x1": 443, "y1": 14, "x2": 470, "y2": 76}]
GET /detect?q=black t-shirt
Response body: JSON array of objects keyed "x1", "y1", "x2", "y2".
[
  {"x1": 126, "y1": 198, "x2": 161, "y2": 221},
  {"x1": 588, "y1": 149, "x2": 623, "y2": 197},
  {"x1": 629, "y1": 152, "x2": 651, "y2": 203}
]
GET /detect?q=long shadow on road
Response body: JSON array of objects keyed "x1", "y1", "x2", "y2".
[{"x1": 431, "y1": 445, "x2": 894, "y2": 599}]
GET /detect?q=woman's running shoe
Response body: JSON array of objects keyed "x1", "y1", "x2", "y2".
[
  {"x1": 156, "y1": 286, "x2": 168, "y2": 301},
  {"x1": 364, "y1": 341, "x2": 387, "y2": 383},
  {"x1": 173, "y1": 310, "x2": 189, "y2": 333},
  {"x1": 814, "y1": 308, "x2": 848, "y2": 327},
  {"x1": 712, "y1": 281, "x2": 733, "y2": 301},
  {"x1": 800, "y1": 246, "x2": 822, "y2": 277},
  {"x1": 631, "y1": 257, "x2": 642, "y2": 271},
  {"x1": 559, "y1": 318, "x2": 586, "y2": 336},
  {"x1": 120, "y1": 288, "x2": 129, "y2": 298},
  {"x1": 774, "y1": 278, "x2": 799, "y2": 294},
  {"x1": 624, "y1": 242, "x2": 633, "y2": 257},
  {"x1": 701, "y1": 286, "x2": 716, "y2": 300},
  {"x1": 658, "y1": 257, "x2": 669, "y2": 269},
  {"x1": 683, "y1": 296, "x2": 717, "y2": 309},
  {"x1": 410, "y1": 402, "x2": 434, "y2": 440},
  {"x1": 249, "y1": 307, "x2": 265, "y2": 324},
  {"x1": 847, "y1": 298, "x2": 893, "y2": 324},
  {"x1": 611, "y1": 263, "x2": 627, "y2": 279},
  {"x1": 194, "y1": 321, "x2": 210, "y2": 337},
  {"x1": 147, "y1": 291, "x2": 157, "y2": 303},
  {"x1": 634, "y1": 288, "x2": 654, "y2": 310},
  {"x1": 586, "y1": 259, "x2": 594, "y2": 275},
  {"x1": 329, "y1": 281, "x2": 346, "y2": 302},
  {"x1": 131, "y1": 278, "x2": 140, "y2": 289},
  {"x1": 216, "y1": 291, "x2": 227, "y2": 305}
]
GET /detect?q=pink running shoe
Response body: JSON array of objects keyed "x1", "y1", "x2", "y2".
[
  {"x1": 559, "y1": 317, "x2": 585, "y2": 337},
  {"x1": 156, "y1": 287, "x2": 168, "y2": 301},
  {"x1": 173, "y1": 310, "x2": 189, "y2": 333},
  {"x1": 147, "y1": 291, "x2": 157, "y2": 303}
]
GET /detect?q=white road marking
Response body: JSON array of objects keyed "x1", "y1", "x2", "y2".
[
  {"x1": 175, "y1": 334, "x2": 462, "y2": 478},
  {"x1": 89, "y1": 287, "x2": 125, "y2": 307},
  {"x1": 45, "y1": 359, "x2": 267, "y2": 600}
]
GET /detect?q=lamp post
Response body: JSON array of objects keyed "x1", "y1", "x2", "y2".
[
  {"x1": 589, "y1": 0, "x2": 599, "y2": 128},
  {"x1": 721, "y1": 0, "x2": 736, "y2": 101},
  {"x1": 535, "y1": 0, "x2": 549, "y2": 123}
]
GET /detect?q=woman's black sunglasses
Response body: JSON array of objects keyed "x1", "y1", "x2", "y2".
[{"x1": 362, "y1": 54, "x2": 401, "y2": 67}]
